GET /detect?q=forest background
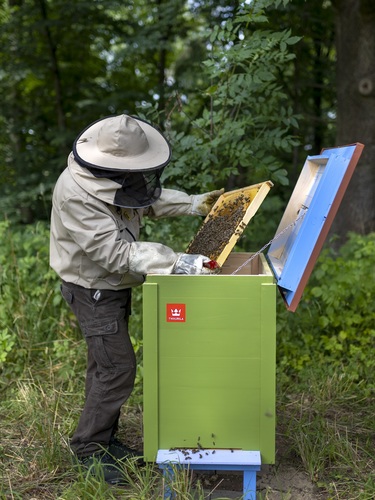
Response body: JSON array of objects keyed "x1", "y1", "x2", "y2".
[{"x1": 0, "y1": 0, "x2": 374, "y2": 499}]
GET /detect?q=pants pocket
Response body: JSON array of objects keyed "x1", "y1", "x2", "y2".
[{"x1": 82, "y1": 318, "x2": 135, "y2": 371}]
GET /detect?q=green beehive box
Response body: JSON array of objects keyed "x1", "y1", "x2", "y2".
[
  {"x1": 143, "y1": 144, "x2": 364, "y2": 465},
  {"x1": 143, "y1": 253, "x2": 276, "y2": 464}
]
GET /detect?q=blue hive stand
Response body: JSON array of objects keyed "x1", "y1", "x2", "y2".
[{"x1": 156, "y1": 449, "x2": 261, "y2": 500}]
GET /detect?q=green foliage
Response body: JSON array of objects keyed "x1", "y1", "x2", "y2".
[
  {"x1": 0, "y1": 0, "x2": 353, "y2": 245},
  {"x1": 0, "y1": 221, "x2": 144, "y2": 400},
  {"x1": 0, "y1": 0, "x2": 190, "y2": 222},
  {"x1": 163, "y1": 0, "x2": 300, "y2": 197},
  {"x1": 266, "y1": 0, "x2": 337, "y2": 170},
  {"x1": 139, "y1": 0, "x2": 302, "y2": 254},
  {"x1": 277, "y1": 232, "x2": 375, "y2": 390},
  {"x1": 0, "y1": 328, "x2": 14, "y2": 364},
  {"x1": 0, "y1": 220, "x2": 74, "y2": 386},
  {"x1": 0, "y1": 0, "x2": 123, "y2": 220}
]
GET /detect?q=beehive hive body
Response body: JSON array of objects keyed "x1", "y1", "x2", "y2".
[{"x1": 143, "y1": 253, "x2": 276, "y2": 464}]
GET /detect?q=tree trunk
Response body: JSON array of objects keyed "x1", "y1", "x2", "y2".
[
  {"x1": 330, "y1": 0, "x2": 375, "y2": 241},
  {"x1": 38, "y1": 0, "x2": 66, "y2": 136}
]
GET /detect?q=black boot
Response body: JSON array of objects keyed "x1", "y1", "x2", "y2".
[
  {"x1": 78, "y1": 451, "x2": 128, "y2": 485},
  {"x1": 108, "y1": 437, "x2": 145, "y2": 465}
]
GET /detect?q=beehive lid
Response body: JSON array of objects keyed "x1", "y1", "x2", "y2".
[
  {"x1": 267, "y1": 143, "x2": 364, "y2": 312},
  {"x1": 186, "y1": 181, "x2": 273, "y2": 266}
]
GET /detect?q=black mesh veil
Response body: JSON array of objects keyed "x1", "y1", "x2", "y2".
[{"x1": 87, "y1": 166, "x2": 164, "y2": 208}]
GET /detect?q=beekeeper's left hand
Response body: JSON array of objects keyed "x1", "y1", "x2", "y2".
[{"x1": 191, "y1": 188, "x2": 224, "y2": 216}]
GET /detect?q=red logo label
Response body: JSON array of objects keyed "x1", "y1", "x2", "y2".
[{"x1": 166, "y1": 303, "x2": 186, "y2": 322}]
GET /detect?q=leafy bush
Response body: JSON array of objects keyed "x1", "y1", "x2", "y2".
[
  {"x1": 0, "y1": 220, "x2": 144, "y2": 399},
  {"x1": 0, "y1": 221, "x2": 68, "y2": 385},
  {"x1": 0, "y1": 222, "x2": 83, "y2": 388},
  {"x1": 277, "y1": 232, "x2": 375, "y2": 390}
]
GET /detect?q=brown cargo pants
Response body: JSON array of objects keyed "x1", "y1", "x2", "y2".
[{"x1": 60, "y1": 281, "x2": 136, "y2": 458}]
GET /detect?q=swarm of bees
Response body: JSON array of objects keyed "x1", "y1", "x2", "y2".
[
  {"x1": 187, "y1": 193, "x2": 251, "y2": 260},
  {"x1": 168, "y1": 434, "x2": 235, "y2": 461}
]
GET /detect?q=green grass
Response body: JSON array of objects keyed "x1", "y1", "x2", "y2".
[
  {"x1": 1, "y1": 366, "x2": 373, "y2": 499},
  {"x1": 277, "y1": 370, "x2": 374, "y2": 499},
  {"x1": 0, "y1": 223, "x2": 374, "y2": 499},
  {"x1": 0, "y1": 374, "x2": 207, "y2": 500}
]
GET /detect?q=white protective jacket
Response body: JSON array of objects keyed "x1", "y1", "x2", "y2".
[{"x1": 50, "y1": 154, "x2": 208, "y2": 290}]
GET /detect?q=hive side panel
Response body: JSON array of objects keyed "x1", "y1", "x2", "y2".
[
  {"x1": 260, "y1": 282, "x2": 277, "y2": 463},
  {"x1": 142, "y1": 283, "x2": 160, "y2": 461}
]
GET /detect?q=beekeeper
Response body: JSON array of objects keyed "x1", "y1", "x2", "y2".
[{"x1": 49, "y1": 114, "x2": 222, "y2": 484}]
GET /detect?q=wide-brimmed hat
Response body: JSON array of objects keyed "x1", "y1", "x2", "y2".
[{"x1": 73, "y1": 114, "x2": 171, "y2": 172}]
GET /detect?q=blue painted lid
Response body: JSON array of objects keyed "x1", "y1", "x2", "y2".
[{"x1": 266, "y1": 143, "x2": 364, "y2": 311}]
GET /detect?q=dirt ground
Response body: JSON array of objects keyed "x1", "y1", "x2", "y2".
[
  {"x1": 180, "y1": 434, "x2": 327, "y2": 500},
  {"x1": 195, "y1": 462, "x2": 325, "y2": 499}
]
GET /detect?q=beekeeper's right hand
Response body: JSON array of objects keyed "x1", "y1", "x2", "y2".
[
  {"x1": 128, "y1": 242, "x2": 212, "y2": 276},
  {"x1": 172, "y1": 253, "x2": 212, "y2": 275}
]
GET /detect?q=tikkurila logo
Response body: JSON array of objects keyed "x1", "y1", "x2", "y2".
[{"x1": 166, "y1": 303, "x2": 186, "y2": 322}]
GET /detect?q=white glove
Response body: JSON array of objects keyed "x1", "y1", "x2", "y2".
[
  {"x1": 128, "y1": 241, "x2": 179, "y2": 275},
  {"x1": 191, "y1": 188, "x2": 224, "y2": 216},
  {"x1": 173, "y1": 253, "x2": 213, "y2": 275},
  {"x1": 128, "y1": 243, "x2": 217, "y2": 276}
]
